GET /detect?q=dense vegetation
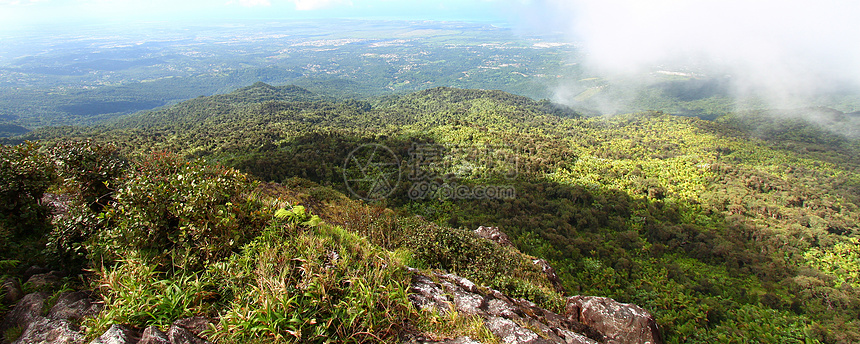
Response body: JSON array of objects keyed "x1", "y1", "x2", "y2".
[
  {"x1": 0, "y1": 20, "x2": 578, "y2": 132},
  {"x1": 3, "y1": 83, "x2": 860, "y2": 343}
]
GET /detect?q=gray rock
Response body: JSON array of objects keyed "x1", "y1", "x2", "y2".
[
  {"x1": 483, "y1": 316, "x2": 546, "y2": 344},
  {"x1": 486, "y1": 298, "x2": 518, "y2": 318},
  {"x1": 552, "y1": 328, "x2": 599, "y2": 344},
  {"x1": 172, "y1": 316, "x2": 213, "y2": 339},
  {"x1": 409, "y1": 274, "x2": 453, "y2": 315},
  {"x1": 89, "y1": 324, "x2": 138, "y2": 344},
  {"x1": 24, "y1": 271, "x2": 65, "y2": 290},
  {"x1": 138, "y1": 326, "x2": 170, "y2": 344},
  {"x1": 168, "y1": 326, "x2": 210, "y2": 344},
  {"x1": 0, "y1": 292, "x2": 48, "y2": 334},
  {"x1": 566, "y1": 296, "x2": 663, "y2": 344},
  {"x1": 48, "y1": 291, "x2": 102, "y2": 322},
  {"x1": 409, "y1": 272, "x2": 604, "y2": 344},
  {"x1": 442, "y1": 337, "x2": 486, "y2": 344},
  {"x1": 408, "y1": 264, "x2": 662, "y2": 344},
  {"x1": 11, "y1": 316, "x2": 84, "y2": 344},
  {"x1": 440, "y1": 279, "x2": 485, "y2": 316},
  {"x1": 474, "y1": 226, "x2": 513, "y2": 247},
  {"x1": 42, "y1": 192, "x2": 72, "y2": 218},
  {"x1": 1, "y1": 278, "x2": 23, "y2": 305}
]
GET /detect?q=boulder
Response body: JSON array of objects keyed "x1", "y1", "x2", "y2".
[
  {"x1": 565, "y1": 296, "x2": 663, "y2": 344},
  {"x1": 409, "y1": 272, "x2": 601, "y2": 344},
  {"x1": 24, "y1": 271, "x2": 65, "y2": 290},
  {"x1": 168, "y1": 326, "x2": 211, "y2": 344},
  {"x1": 138, "y1": 326, "x2": 170, "y2": 344},
  {"x1": 483, "y1": 316, "x2": 546, "y2": 344},
  {"x1": 0, "y1": 292, "x2": 48, "y2": 334},
  {"x1": 11, "y1": 316, "x2": 83, "y2": 344},
  {"x1": 409, "y1": 274, "x2": 454, "y2": 316},
  {"x1": 172, "y1": 316, "x2": 214, "y2": 339},
  {"x1": 443, "y1": 337, "x2": 485, "y2": 344},
  {"x1": 89, "y1": 324, "x2": 138, "y2": 344},
  {"x1": 48, "y1": 291, "x2": 102, "y2": 322},
  {"x1": 42, "y1": 193, "x2": 72, "y2": 218},
  {"x1": 474, "y1": 226, "x2": 514, "y2": 247}
]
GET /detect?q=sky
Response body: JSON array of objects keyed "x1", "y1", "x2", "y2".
[
  {"x1": 0, "y1": 0, "x2": 517, "y2": 29},
  {"x1": 2, "y1": 0, "x2": 860, "y2": 110}
]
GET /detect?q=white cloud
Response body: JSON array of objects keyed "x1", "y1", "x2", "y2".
[
  {"x1": 289, "y1": 0, "x2": 350, "y2": 11},
  {"x1": 238, "y1": 0, "x2": 271, "y2": 6},
  {"x1": 532, "y1": 0, "x2": 860, "y2": 108}
]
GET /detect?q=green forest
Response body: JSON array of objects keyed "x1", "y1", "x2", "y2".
[{"x1": 2, "y1": 83, "x2": 860, "y2": 343}]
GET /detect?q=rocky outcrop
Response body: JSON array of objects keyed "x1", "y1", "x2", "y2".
[
  {"x1": 0, "y1": 289, "x2": 210, "y2": 344},
  {"x1": 409, "y1": 270, "x2": 601, "y2": 344},
  {"x1": 48, "y1": 291, "x2": 103, "y2": 322},
  {"x1": 474, "y1": 226, "x2": 513, "y2": 247},
  {"x1": 565, "y1": 297, "x2": 663, "y2": 344},
  {"x1": 409, "y1": 270, "x2": 663, "y2": 344},
  {"x1": 90, "y1": 324, "x2": 139, "y2": 344},
  {"x1": 0, "y1": 292, "x2": 48, "y2": 335},
  {"x1": 168, "y1": 317, "x2": 214, "y2": 344},
  {"x1": 139, "y1": 326, "x2": 170, "y2": 344},
  {"x1": 25, "y1": 271, "x2": 66, "y2": 290},
  {"x1": 11, "y1": 316, "x2": 83, "y2": 344}
]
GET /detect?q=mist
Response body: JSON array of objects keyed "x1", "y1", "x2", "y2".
[{"x1": 520, "y1": 0, "x2": 860, "y2": 114}]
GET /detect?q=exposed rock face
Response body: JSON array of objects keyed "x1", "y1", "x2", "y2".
[
  {"x1": 90, "y1": 324, "x2": 139, "y2": 344},
  {"x1": 25, "y1": 271, "x2": 66, "y2": 289},
  {"x1": 172, "y1": 316, "x2": 214, "y2": 339},
  {"x1": 409, "y1": 270, "x2": 601, "y2": 344},
  {"x1": 42, "y1": 192, "x2": 72, "y2": 218},
  {"x1": 11, "y1": 316, "x2": 83, "y2": 344},
  {"x1": 139, "y1": 326, "x2": 170, "y2": 344},
  {"x1": 0, "y1": 289, "x2": 212, "y2": 344},
  {"x1": 0, "y1": 292, "x2": 48, "y2": 334},
  {"x1": 566, "y1": 296, "x2": 664, "y2": 344},
  {"x1": 48, "y1": 291, "x2": 103, "y2": 322},
  {"x1": 474, "y1": 226, "x2": 513, "y2": 247},
  {"x1": 168, "y1": 326, "x2": 211, "y2": 344},
  {"x1": 409, "y1": 270, "x2": 663, "y2": 344}
]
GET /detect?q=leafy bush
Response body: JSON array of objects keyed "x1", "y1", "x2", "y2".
[
  {"x1": 52, "y1": 140, "x2": 127, "y2": 211},
  {"x1": 46, "y1": 140, "x2": 128, "y2": 268},
  {"x1": 0, "y1": 141, "x2": 55, "y2": 243},
  {"x1": 91, "y1": 152, "x2": 266, "y2": 270}
]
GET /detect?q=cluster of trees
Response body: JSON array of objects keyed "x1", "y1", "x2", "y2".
[{"x1": 6, "y1": 83, "x2": 860, "y2": 343}]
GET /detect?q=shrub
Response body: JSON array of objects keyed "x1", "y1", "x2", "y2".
[
  {"x1": 52, "y1": 140, "x2": 127, "y2": 212},
  {"x1": 91, "y1": 152, "x2": 266, "y2": 270},
  {"x1": 47, "y1": 140, "x2": 128, "y2": 269},
  {"x1": 0, "y1": 141, "x2": 55, "y2": 242},
  {"x1": 0, "y1": 142, "x2": 56, "y2": 264}
]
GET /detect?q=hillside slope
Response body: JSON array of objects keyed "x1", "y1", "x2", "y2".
[{"x1": 4, "y1": 83, "x2": 860, "y2": 343}]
